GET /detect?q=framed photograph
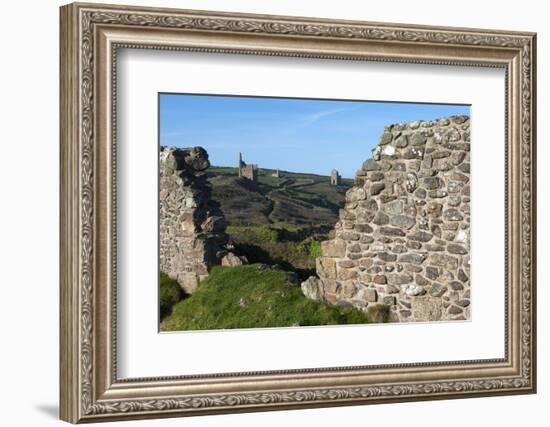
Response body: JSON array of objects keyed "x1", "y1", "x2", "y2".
[{"x1": 60, "y1": 2, "x2": 537, "y2": 423}]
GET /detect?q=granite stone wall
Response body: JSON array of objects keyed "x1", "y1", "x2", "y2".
[
  {"x1": 160, "y1": 146, "x2": 234, "y2": 293},
  {"x1": 302, "y1": 116, "x2": 471, "y2": 322}
]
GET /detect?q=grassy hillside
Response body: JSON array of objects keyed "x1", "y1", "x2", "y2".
[
  {"x1": 160, "y1": 167, "x2": 365, "y2": 331},
  {"x1": 161, "y1": 265, "x2": 389, "y2": 331},
  {"x1": 206, "y1": 166, "x2": 353, "y2": 281},
  {"x1": 208, "y1": 166, "x2": 353, "y2": 227},
  {"x1": 225, "y1": 224, "x2": 328, "y2": 280}
]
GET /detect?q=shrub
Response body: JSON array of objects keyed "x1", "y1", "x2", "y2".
[
  {"x1": 309, "y1": 240, "x2": 322, "y2": 258},
  {"x1": 159, "y1": 273, "x2": 183, "y2": 319},
  {"x1": 257, "y1": 225, "x2": 279, "y2": 243}
]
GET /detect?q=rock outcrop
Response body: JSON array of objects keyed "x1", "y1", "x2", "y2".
[
  {"x1": 301, "y1": 116, "x2": 471, "y2": 322},
  {"x1": 160, "y1": 146, "x2": 236, "y2": 293}
]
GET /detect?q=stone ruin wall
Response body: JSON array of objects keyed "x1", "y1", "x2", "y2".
[
  {"x1": 160, "y1": 146, "x2": 235, "y2": 293},
  {"x1": 302, "y1": 116, "x2": 471, "y2": 322}
]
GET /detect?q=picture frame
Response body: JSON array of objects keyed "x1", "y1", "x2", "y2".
[{"x1": 59, "y1": 2, "x2": 537, "y2": 423}]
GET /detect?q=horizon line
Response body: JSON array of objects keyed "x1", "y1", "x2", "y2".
[{"x1": 210, "y1": 164, "x2": 356, "y2": 180}]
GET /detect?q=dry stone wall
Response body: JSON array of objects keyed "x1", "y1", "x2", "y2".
[
  {"x1": 160, "y1": 146, "x2": 234, "y2": 293},
  {"x1": 302, "y1": 116, "x2": 471, "y2": 322}
]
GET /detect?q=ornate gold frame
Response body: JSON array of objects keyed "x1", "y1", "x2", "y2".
[{"x1": 60, "y1": 2, "x2": 537, "y2": 423}]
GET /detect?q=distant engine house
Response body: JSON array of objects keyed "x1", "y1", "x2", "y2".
[
  {"x1": 238, "y1": 152, "x2": 258, "y2": 182},
  {"x1": 330, "y1": 169, "x2": 341, "y2": 186}
]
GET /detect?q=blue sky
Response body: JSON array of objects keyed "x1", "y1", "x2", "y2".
[{"x1": 160, "y1": 94, "x2": 470, "y2": 179}]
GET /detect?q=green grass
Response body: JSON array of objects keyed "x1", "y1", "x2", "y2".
[
  {"x1": 161, "y1": 265, "x2": 386, "y2": 331},
  {"x1": 209, "y1": 166, "x2": 239, "y2": 175},
  {"x1": 227, "y1": 224, "x2": 280, "y2": 244},
  {"x1": 257, "y1": 174, "x2": 284, "y2": 188},
  {"x1": 208, "y1": 166, "x2": 352, "y2": 227},
  {"x1": 160, "y1": 273, "x2": 183, "y2": 319},
  {"x1": 226, "y1": 224, "x2": 321, "y2": 278},
  {"x1": 255, "y1": 225, "x2": 279, "y2": 243},
  {"x1": 309, "y1": 240, "x2": 322, "y2": 258}
]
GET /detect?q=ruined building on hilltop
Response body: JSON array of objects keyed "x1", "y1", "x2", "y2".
[
  {"x1": 330, "y1": 169, "x2": 341, "y2": 186},
  {"x1": 238, "y1": 152, "x2": 258, "y2": 182}
]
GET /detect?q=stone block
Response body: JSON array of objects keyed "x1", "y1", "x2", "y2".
[
  {"x1": 429, "y1": 283, "x2": 447, "y2": 297},
  {"x1": 447, "y1": 243, "x2": 468, "y2": 255},
  {"x1": 407, "y1": 231, "x2": 433, "y2": 242},
  {"x1": 379, "y1": 132, "x2": 393, "y2": 145},
  {"x1": 390, "y1": 215, "x2": 416, "y2": 229},
  {"x1": 387, "y1": 273, "x2": 413, "y2": 285},
  {"x1": 378, "y1": 252, "x2": 397, "y2": 262},
  {"x1": 370, "y1": 182, "x2": 386, "y2": 195},
  {"x1": 383, "y1": 296, "x2": 397, "y2": 305},
  {"x1": 399, "y1": 252, "x2": 427, "y2": 264},
  {"x1": 316, "y1": 257, "x2": 337, "y2": 279},
  {"x1": 428, "y1": 253, "x2": 459, "y2": 270},
  {"x1": 321, "y1": 239, "x2": 346, "y2": 257},
  {"x1": 338, "y1": 260, "x2": 356, "y2": 269},
  {"x1": 373, "y1": 275, "x2": 387, "y2": 284},
  {"x1": 411, "y1": 296, "x2": 444, "y2": 321},
  {"x1": 364, "y1": 288, "x2": 378, "y2": 302},
  {"x1": 301, "y1": 276, "x2": 323, "y2": 302},
  {"x1": 338, "y1": 267, "x2": 358, "y2": 280},
  {"x1": 443, "y1": 208, "x2": 464, "y2": 221},
  {"x1": 178, "y1": 272, "x2": 199, "y2": 294},
  {"x1": 410, "y1": 133, "x2": 427, "y2": 146},
  {"x1": 340, "y1": 231, "x2": 360, "y2": 241},
  {"x1": 380, "y1": 226, "x2": 406, "y2": 237},
  {"x1": 362, "y1": 158, "x2": 380, "y2": 171},
  {"x1": 221, "y1": 252, "x2": 244, "y2": 267}
]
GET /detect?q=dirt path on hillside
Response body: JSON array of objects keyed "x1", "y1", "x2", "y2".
[{"x1": 264, "y1": 178, "x2": 316, "y2": 223}]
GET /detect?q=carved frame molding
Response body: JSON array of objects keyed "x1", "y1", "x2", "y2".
[{"x1": 60, "y1": 2, "x2": 536, "y2": 423}]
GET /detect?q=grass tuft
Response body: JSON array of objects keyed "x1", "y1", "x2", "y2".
[{"x1": 309, "y1": 240, "x2": 322, "y2": 258}]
